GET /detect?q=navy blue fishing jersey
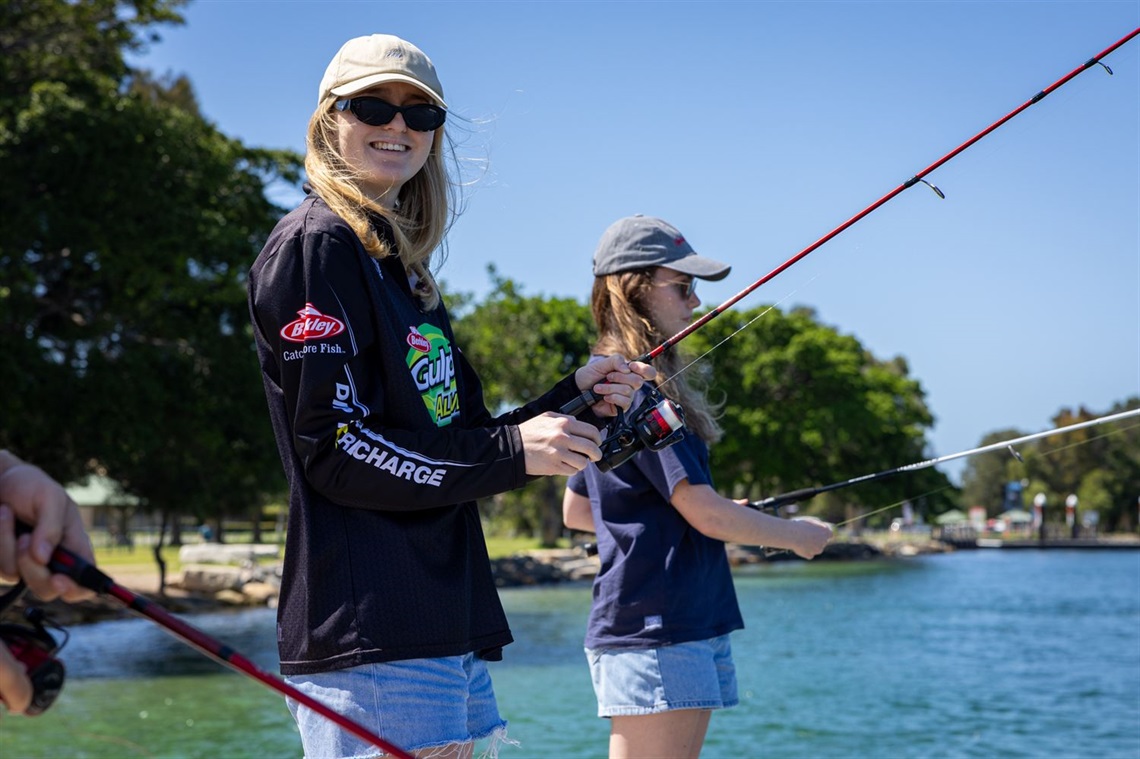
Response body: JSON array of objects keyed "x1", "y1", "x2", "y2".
[
  {"x1": 568, "y1": 390, "x2": 743, "y2": 650},
  {"x1": 249, "y1": 195, "x2": 595, "y2": 674}
]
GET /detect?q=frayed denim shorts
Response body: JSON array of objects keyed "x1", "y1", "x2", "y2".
[
  {"x1": 585, "y1": 634, "x2": 739, "y2": 717},
  {"x1": 285, "y1": 654, "x2": 509, "y2": 758}
]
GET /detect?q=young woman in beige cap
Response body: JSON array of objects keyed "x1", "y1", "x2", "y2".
[
  {"x1": 248, "y1": 35, "x2": 653, "y2": 758},
  {"x1": 563, "y1": 215, "x2": 832, "y2": 759}
]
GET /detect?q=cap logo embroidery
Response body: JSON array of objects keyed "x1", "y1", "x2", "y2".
[
  {"x1": 280, "y1": 303, "x2": 345, "y2": 343},
  {"x1": 674, "y1": 236, "x2": 685, "y2": 245}
]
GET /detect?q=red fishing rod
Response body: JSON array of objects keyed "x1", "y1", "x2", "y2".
[
  {"x1": 15, "y1": 523, "x2": 412, "y2": 759},
  {"x1": 563, "y1": 26, "x2": 1140, "y2": 419}
]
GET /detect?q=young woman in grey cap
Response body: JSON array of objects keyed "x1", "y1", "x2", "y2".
[
  {"x1": 248, "y1": 35, "x2": 653, "y2": 757},
  {"x1": 563, "y1": 216, "x2": 832, "y2": 758}
]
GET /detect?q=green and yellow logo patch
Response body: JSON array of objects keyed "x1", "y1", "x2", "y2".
[{"x1": 406, "y1": 324, "x2": 459, "y2": 426}]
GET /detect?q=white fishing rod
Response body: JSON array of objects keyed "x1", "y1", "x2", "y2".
[{"x1": 753, "y1": 407, "x2": 1140, "y2": 511}]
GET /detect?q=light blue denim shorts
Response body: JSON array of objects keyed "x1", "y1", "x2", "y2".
[
  {"x1": 585, "y1": 634, "x2": 739, "y2": 717},
  {"x1": 285, "y1": 654, "x2": 508, "y2": 758}
]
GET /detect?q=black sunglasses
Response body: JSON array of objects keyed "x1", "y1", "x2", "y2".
[{"x1": 333, "y1": 96, "x2": 447, "y2": 132}]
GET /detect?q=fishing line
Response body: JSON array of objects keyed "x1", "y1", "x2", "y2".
[
  {"x1": 562, "y1": 27, "x2": 1140, "y2": 417},
  {"x1": 832, "y1": 486, "x2": 956, "y2": 530},
  {"x1": 833, "y1": 416, "x2": 1137, "y2": 527},
  {"x1": 757, "y1": 409, "x2": 1140, "y2": 555},
  {"x1": 856, "y1": 418, "x2": 1140, "y2": 526},
  {"x1": 658, "y1": 276, "x2": 819, "y2": 392},
  {"x1": 755, "y1": 407, "x2": 1140, "y2": 511},
  {"x1": 1012, "y1": 418, "x2": 1140, "y2": 458},
  {"x1": 754, "y1": 485, "x2": 956, "y2": 559}
]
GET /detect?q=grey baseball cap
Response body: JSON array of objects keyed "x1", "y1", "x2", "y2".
[{"x1": 593, "y1": 215, "x2": 731, "y2": 280}]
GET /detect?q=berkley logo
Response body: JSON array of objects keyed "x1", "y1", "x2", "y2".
[
  {"x1": 280, "y1": 303, "x2": 345, "y2": 343},
  {"x1": 406, "y1": 326, "x2": 431, "y2": 353}
]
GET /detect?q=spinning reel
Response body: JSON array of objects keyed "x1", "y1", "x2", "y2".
[
  {"x1": 596, "y1": 387, "x2": 686, "y2": 472},
  {"x1": 0, "y1": 583, "x2": 66, "y2": 716}
]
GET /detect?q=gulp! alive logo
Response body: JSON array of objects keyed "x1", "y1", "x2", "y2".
[{"x1": 280, "y1": 303, "x2": 345, "y2": 343}]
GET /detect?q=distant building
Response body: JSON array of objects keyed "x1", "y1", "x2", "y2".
[{"x1": 65, "y1": 475, "x2": 141, "y2": 534}]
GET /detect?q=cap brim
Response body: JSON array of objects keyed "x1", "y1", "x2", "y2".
[
  {"x1": 329, "y1": 73, "x2": 447, "y2": 107},
  {"x1": 660, "y1": 255, "x2": 731, "y2": 281}
]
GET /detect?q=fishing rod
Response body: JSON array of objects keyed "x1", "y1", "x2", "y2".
[
  {"x1": 10, "y1": 522, "x2": 412, "y2": 759},
  {"x1": 562, "y1": 26, "x2": 1140, "y2": 425},
  {"x1": 752, "y1": 407, "x2": 1140, "y2": 511}
]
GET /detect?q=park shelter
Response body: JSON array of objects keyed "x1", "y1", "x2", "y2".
[{"x1": 935, "y1": 509, "x2": 969, "y2": 525}]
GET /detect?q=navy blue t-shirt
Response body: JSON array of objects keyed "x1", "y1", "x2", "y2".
[{"x1": 568, "y1": 404, "x2": 744, "y2": 650}]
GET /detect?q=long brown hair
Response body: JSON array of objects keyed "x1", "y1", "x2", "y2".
[
  {"x1": 591, "y1": 270, "x2": 723, "y2": 444},
  {"x1": 303, "y1": 96, "x2": 458, "y2": 310}
]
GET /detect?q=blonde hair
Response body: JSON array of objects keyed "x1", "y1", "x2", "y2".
[
  {"x1": 304, "y1": 97, "x2": 458, "y2": 310},
  {"x1": 591, "y1": 270, "x2": 723, "y2": 444}
]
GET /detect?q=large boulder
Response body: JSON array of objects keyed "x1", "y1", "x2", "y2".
[
  {"x1": 176, "y1": 564, "x2": 253, "y2": 593},
  {"x1": 177, "y1": 543, "x2": 280, "y2": 566}
]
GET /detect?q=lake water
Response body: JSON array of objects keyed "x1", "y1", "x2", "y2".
[{"x1": 1, "y1": 550, "x2": 1137, "y2": 758}]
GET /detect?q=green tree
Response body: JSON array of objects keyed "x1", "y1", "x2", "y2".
[
  {"x1": 0, "y1": 0, "x2": 301, "y2": 561},
  {"x1": 686, "y1": 305, "x2": 955, "y2": 525},
  {"x1": 1086, "y1": 398, "x2": 1139, "y2": 531},
  {"x1": 962, "y1": 397, "x2": 1139, "y2": 532},
  {"x1": 1028, "y1": 407, "x2": 1109, "y2": 501},
  {"x1": 1075, "y1": 469, "x2": 1114, "y2": 531}
]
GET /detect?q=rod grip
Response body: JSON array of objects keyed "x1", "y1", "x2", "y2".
[
  {"x1": 560, "y1": 389, "x2": 601, "y2": 417},
  {"x1": 14, "y1": 519, "x2": 114, "y2": 594}
]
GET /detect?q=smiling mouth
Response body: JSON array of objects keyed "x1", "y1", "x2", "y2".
[{"x1": 370, "y1": 142, "x2": 407, "y2": 152}]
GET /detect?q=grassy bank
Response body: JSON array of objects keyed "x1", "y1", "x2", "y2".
[{"x1": 90, "y1": 534, "x2": 567, "y2": 574}]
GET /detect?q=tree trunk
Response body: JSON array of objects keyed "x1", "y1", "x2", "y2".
[
  {"x1": 539, "y1": 477, "x2": 562, "y2": 548},
  {"x1": 116, "y1": 507, "x2": 132, "y2": 548},
  {"x1": 153, "y1": 509, "x2": 169, "y2": 596}
]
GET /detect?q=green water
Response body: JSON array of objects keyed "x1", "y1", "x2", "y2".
[{"x1": 1, "y1": 551, "x2": 1137, "y2": 758}]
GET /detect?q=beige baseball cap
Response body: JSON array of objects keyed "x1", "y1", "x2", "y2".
[{"x1": 317, "y1": 34, "x2": 446, "y2": 107}]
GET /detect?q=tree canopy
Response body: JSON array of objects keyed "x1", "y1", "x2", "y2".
[
  {"x1": 685, "y1": 304, "x2": 954, "y2": 524},
  {"x1": 1, "y1": 0, "x2": 302, "y2": 528},
  {"x1": 960, "y1": 399, "x2": 1140, "y2": 531}
]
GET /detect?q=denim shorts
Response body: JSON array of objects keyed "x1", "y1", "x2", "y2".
[
  {"x1": 586, "y1": 634, "x2": 739, "y2": 717},
  {"x1": 285, "y1": 654, "x2": 509, "y2": 758}
]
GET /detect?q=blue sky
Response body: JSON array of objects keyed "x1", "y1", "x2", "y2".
[{"x1": 131, "y1": 1, "x2": 1139, "y2": 484}]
